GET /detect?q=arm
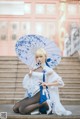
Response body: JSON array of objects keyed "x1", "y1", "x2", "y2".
[
  {"x1": 28, "y1": 69, "x2": 43, "y2": 79},
  {"x1": 48, "y1": 70, "x2": 64, "y2": 87},
  {"x1": 46, "y1": 70, "x2": 54, "y2": 76},
  {"x1": 41, "y1": 80, "x2": 62, "y2": 87}
]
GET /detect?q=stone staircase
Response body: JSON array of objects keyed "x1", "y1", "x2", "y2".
[{"x1": 0, "y1": 56, "x2": 80, "y2": 105}]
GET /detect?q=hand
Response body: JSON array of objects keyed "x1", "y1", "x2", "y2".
[
  {"x1": 28, "y1": 69, "x2": 33, "y2": 77},
  {"x1": 41, "y1": 82, "x2": 48, "y2": 86}
]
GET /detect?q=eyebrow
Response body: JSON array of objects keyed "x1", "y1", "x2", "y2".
[{"x1": 36, "y1": 55, "x2": 43, "y2": 57}]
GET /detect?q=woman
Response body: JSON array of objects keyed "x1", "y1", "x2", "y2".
[
  {"x1": 13, "y1": 48, "x2": 72, "y2": 115},
  {"x1": 13, "y1": 48, "x2": 50, "y2": 115}
]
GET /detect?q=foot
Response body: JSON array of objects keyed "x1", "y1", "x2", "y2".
[
  {"x1": 46, "y1": 100, "x2": 52, "y2": 115},
  {"x1": 66, "y1": 111, "x2": 72, "y2": 116}
]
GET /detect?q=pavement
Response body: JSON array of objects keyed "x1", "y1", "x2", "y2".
[{"x1": 0, "y1": 104, "x2": 80, "y2": 119}]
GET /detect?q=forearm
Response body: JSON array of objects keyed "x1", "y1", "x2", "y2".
[
  {"x1": 41, "y1": 80, "x2": 59, "y2": 87},
  {"x1": 47, "y1": 81, "x2": 59, "y2": 86},
  {"x1": 47, "y1": 80, "x2": 64, "y2": 87}
]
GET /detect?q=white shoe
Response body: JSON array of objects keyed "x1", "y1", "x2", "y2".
[
  {"x1": 31, "y1": 109, "x2": 40, "y2": 115},
  {"x1": 66, "y1": 111, "x2": 72, "y2": 116},
  {"x1": 46, "y1": 100, "x2": 52, "y2": 115}
]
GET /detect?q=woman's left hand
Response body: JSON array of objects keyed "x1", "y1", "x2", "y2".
[{"x1": 41, "y1": 82, "x2": 48, "y2": 86}]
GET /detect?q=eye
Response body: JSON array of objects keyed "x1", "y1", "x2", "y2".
[
  {"x1": 40, "y1": 56, "x2": 43, "y2": 58},
  {"x1": 36, "y1": 56, "x2": 38, "y2": 58}
]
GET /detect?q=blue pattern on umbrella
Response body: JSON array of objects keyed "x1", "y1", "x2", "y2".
[{"x1": 15, "y1": 34, "x2": 61, "y2": 68}]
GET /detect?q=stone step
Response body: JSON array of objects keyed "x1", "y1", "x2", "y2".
[
  {"x1": 0, "y1": 56, "x2": 80, "y2": 105},
  {"x1": 61, "y1": 57, "x2": 80, "y2": 61},
  {"x1": 17, "y1": 61, "x2": 80, "y2": 65},
  {"x1": 1, "y1": 72, "x2": 80, "y2": 78},
  {"x1": 0, "y1": 72, "x2": 17, "y2": 77},
  {"x1": 0, "y1": 92, "x2": 80, "y2": 100},
  {"x1": 0, "y1": 78, "x2": 16, "y2": 82},
  {"x1": 0, "y1": 92, "x2": 24, "y2": 98},
  {"x1": 0, "y1": 56, "x2": 18, "y2": 60},
  {"x1": 60, "y1": 92, "x2": 80, "y2": 99},
  {"x1": 17, "y1": 73, "x2": 80, "y2": 78},
  {"x1": 18, "y1": 77, "x2": 80, "y2": 81},
  {"x1": 0, "y1": 80, "x2": 80, "y2": 86},
  {"x1": 0, "y1": 65, "x2": 18, "y2": 68},
  {"x1": 0, "y1": 97, "x2": 80, "y2": 105},
  {"x1": 0, "y1": 85, "x2": 80, "y2": 92},
  {"x1": 60, "y1": 62, "x2": 80, "y2": 65},
  {"x1": 56, "y1": 65, "x2": 80, "y2": 69},
  {"x1": 0, "y1": 68, "x2": 28, "y2": 72},
  {"x1": 0, "y1": 72, "x2": 80, "y2": 78},
  {"x1": 0, "y1": 82, "x2": 16, "y2": 86},
  {"x1": 0, "y1": 104, "x2": 80, "y2": 119},
  {"x1": 63, "y1": 83, "x2": 80, "y2": 87},
  {"x1": 14, "y1": 82, "x2": 80, "y2": 87},
  {"x1": 0, "y1": 69, "x2": 80, "y2": 74},
  {"x1": 0, "y1": 64, "x2": 80, "y2": 69},
  {"x1": 55, "y1": 69, "x2": 80, "y2": 73},
  {"x1": 0, "y1": 61, "x2": 18, "y2": 64},
  {"x1": 1, "y1": 87, "x2": 80, "y2": 94},
  {"x1": 0, "y1": 79, "x2": 80, "y2": 85},
  {"x1": 0, "y1": 56, "x2": 78, "y2": 60},
  {"x1": 0, "y1": 91, "x2": 80, "y2": 98},
  {"x1": 0, "y1": 77, "x2": 80, "y2": 82},
  {"x1": 0, "y1": 69, "x2": 17, "y2": 72},
  {"x1": 61, "y1": 98, "x2": 80, "y2": 105},
  {"x1": 0, "y1": 59, "x2": 80, "y2": 65},
  {"x1": 60, "y1": 87, "x2": 80, "y2": 92},
  {"x1": 0, "y1": 86, "x2": 24, "y2": 92}
]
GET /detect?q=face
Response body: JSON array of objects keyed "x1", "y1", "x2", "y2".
[{"x1": 35, "y1": 54, "x2": 46, "y2": 65}]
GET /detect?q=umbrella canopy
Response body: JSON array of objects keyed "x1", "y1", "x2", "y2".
[{"x1": 15, "y1": 34, "x2": 61, "y2": 69}]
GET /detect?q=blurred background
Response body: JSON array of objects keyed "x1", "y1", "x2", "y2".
[{"x1": 0, "y1": 0, "x2": 80, "y2": 56}]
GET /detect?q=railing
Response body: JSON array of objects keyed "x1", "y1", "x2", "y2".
[{"x1": 64, "y1": 25, "x2": 80, "y2": 56}]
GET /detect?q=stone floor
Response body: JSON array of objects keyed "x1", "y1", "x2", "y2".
[{"x1": 0, "y1": 105, "x2": 80, "y2": 119}]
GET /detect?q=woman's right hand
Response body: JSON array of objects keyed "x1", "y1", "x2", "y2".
[{"x1": 28, "y1": 69, "x2": 33, "y2": 77}]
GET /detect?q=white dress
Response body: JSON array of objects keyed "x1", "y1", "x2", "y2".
[{"x1": 22, "y1": 63, "x2": 72, "y2": 116}]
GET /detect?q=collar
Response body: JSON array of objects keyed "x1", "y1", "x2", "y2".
[{"x1": 41, "y1": 63, "x2": 46, "y2": 69}]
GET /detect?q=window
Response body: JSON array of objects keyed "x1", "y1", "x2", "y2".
[
  {"x1": 35, "y1": 4, "x2": 45, "y2": 14},
  {"x1": 46, "y1": 4, "x2": 56, "y2": 15},
  {"x1": 24, "y1": 3, "x2": 31, "y2": 14},
  {"x1": 68, "y1": 4, "x2": 77, "y2": 15}
]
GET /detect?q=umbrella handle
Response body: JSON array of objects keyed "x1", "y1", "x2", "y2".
[{"x1": 33, "y1": 66, "x2": 42, "y2": 71}]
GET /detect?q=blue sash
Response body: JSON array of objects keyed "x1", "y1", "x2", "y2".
[{"x1": 39, "y1": 70, "x2": 50, "y2": 104}]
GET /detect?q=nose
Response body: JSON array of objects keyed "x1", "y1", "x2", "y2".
[{"x1": 37, "y1": 57, "x2": 41, "y2": 61}]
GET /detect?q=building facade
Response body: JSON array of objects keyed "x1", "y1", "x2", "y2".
[{"x1": 0, "y1": 0, "x2": 80, "y2": 56}]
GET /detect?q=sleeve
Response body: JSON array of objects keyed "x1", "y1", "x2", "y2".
[
  {"x1": 24, "y1": 90, "x2": 28, "y2": 98},
  {"x1": 23, "y1": 72, "x2": 43, "y2": 89},
  {"x1": 48, "y1": 71, "x2": 64, "y2": 87},
  {"x1": 22, "y1": 74, "x2": 29, "y2": 89},
  {"x1": 32, "y1": 71, "x2": 43, "y2": 80}
]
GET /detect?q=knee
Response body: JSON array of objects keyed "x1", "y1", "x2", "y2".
[
  {"x1": 19, "y1": 106, "x2": 25, "y2": 114},
  {"x1": 19, "y1": 106, "x2": 30, "y2": 114},
  {"x1": 13, "y1": 105, "x2": 19, "y2": 113}
]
